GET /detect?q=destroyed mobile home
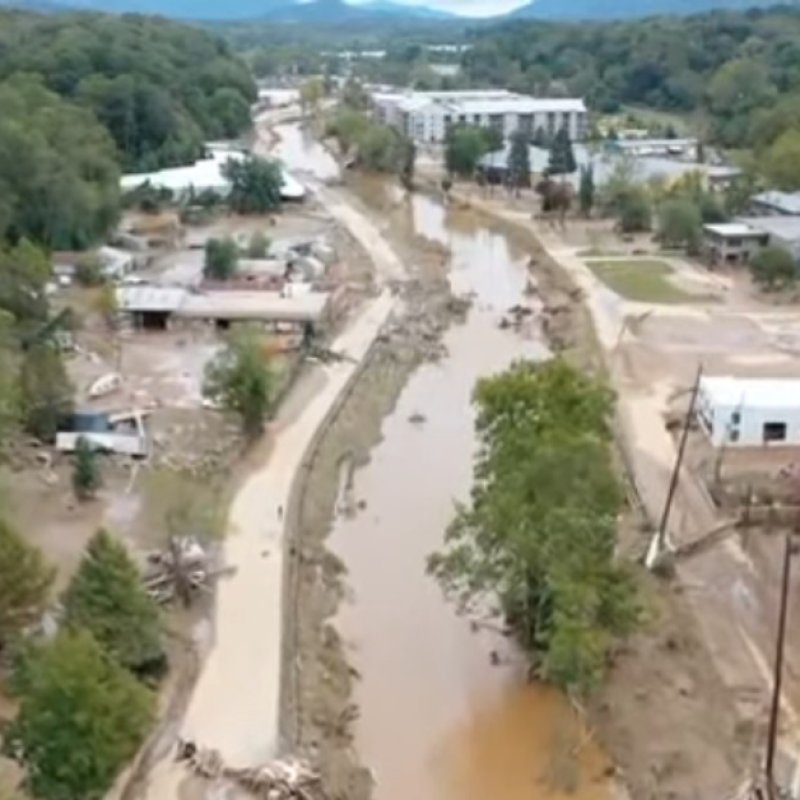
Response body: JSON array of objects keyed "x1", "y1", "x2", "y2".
[{"x1": 56, "y1": 411, "x2": 150, "y2": 457}]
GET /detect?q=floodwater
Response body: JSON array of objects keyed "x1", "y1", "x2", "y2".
[
  {"x1": 271, "y1": 122, "x2": 341, "y2": 183},
  {"x1": 329, "y1": 190, "x2": 613, "y2": 800},
  {"x1": 268, "y1": 121, "x2": 613, "y2": 800}
]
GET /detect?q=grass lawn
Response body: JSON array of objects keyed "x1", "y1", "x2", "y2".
[{"x1": 587, "y1": 259, "x2": 701, "y2": 303}]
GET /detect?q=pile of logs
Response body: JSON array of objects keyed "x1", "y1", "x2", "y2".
[{"x1": 176, "y1": 740, "x2": 328, "y2": 800}]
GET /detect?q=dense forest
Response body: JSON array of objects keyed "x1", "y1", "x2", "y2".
[
  {"x1": 0, "y1": 11, "x2": 256, "y2": 172},
  {"x1": 462, "y1": 6, "x2": 800, "y2": 151},
  {"x1": 0, "y1": 10, "x2": 256, "y2": 248}
]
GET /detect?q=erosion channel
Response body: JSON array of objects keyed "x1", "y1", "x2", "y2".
[{"x1": 274, "y1": 123, "x2": 615, "y2": 800}]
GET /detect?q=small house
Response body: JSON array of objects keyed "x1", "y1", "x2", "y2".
[
  {"x1": 697, "y1": 376, "x2": 800, "y2": 447},
  {"x1": 702, "y1": 223, "x2": 768, "y2": 266}
]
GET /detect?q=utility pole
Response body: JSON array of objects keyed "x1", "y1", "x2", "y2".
[
  {"x1": 650, "y1": 364, "x2": 703, "y2": 565},
  {"x1": 766, "y1": 530, "x2": 793, "y2": 800}
]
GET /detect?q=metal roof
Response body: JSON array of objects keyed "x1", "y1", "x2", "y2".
[
  {"x1": 116, "y1": 285, "x2": 187, "y2": 313},
  {"x1": 178, "y1": 290, "x2": 329, "y2": 323},
  {"x1": 752, "y1": 191, "x2": 800, "y2": 216},
  {"x1": 736, "y1": 216, "x2": 800, "y2": 243},
  {"x1": 700, "y1": 376, "x2": 800, "y2": 410}
]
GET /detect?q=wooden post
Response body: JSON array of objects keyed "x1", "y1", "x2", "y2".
[
  {"x1": 766, "y1": 530, "x2": 792, "y2": 800},
  {"x1": 656, "y1": 364, "x2": 703, "y2": 555}
]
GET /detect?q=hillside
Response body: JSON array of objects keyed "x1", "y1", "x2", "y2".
[{"x1": 510, "y1": 0, "x2": 800, "y2": 19}]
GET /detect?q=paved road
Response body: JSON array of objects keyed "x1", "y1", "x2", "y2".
[{"x1": 136, "y1": 131, "x2": 404, "y2": 794}]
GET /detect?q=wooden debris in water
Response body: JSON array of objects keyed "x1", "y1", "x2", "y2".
[{"x1": 176, "y1": 741, "x2": 329, "y2": 799}]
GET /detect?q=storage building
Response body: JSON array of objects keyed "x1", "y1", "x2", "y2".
[{"x1": 697, "y1": 376, "x2": 800, "y2": 447}]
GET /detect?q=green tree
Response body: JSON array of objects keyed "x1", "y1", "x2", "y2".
[
  {"x1": 204, "y1": 237, "x2": 238, "y2": 281},
  {"x1": 658, "y1": 198, "x2": 702, "y2": 253},
  {"x1": 507, "y1": 130, "x2": 531, "y2": 194},
  {"x1": 445, "y1": 125, "x2": 488, "y2": 178},
  {"x1": 299, "y1": 77, "x2": 324, "y2": 116},
  {"x1": 750, "y1": 246, "x2": 796, "y2": 291},
  {"x1": 617, "y1": 187, "x2": 652, "y2": 233},
  {"x1": 246, "y1": 231, "x2": 270, "y2": 259},
  {"x1": 399, "y1": 136, "x2": 416, "y2": 191},
  {"x1": 428, "y1": 359, "x2": 637, "y2": 694},
  {"x1": 208, "y1": 87, "x2": 252, "y2": 139},
  {"x1": 761, "y1": 130, "x2": 800, "y2": 191},
  {"x1": 72, "y1": 436, "x2": 101, "y2": 501},
  {"x1": 0, "y1": 76, "x2": 120, "y2": 249},
  {"x1": 546, "y1": 127, "x2": 577, "y2": 177},
  {"x1": 6, "y1": 629, "x2": 154, "y2": 800},
  {"x1": 482, "y1": 125, "x2": 504, "y2": 153},
  {"x1": 0, "y1": 518, "x2": 54, "y2": 649},
  {"x1": 223, "y1": 157, "x2": 283, "y2": 214},
  {"x1": 341, "y1": 77, "x2": 369, "y2": 110},
  {"x1": 578, "y1": 164, "x2": 595, "y2": 216},
  {"x1": 19, "y1": 344, "x2": 73, "y2": 442},
  {"x1": 63, "y1": 529, "x2": 164, "y2": 674},
  {"x1": 204, "y1": 328, "x2": 274, "y2": 437},
  {"x1": 74, "y1": 255, "x2": 105, "y2": 288},
  {"x1": 0, "y1": 240, "x2": 52, "y2": 331}
]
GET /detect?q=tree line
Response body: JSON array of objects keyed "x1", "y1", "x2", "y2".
[
  {"x1": 462, "y1": 7, "x2": 800, "y2": 155},
  {"x1": 428, "y1": 359, "x2": 638, "y2": 694},
  {"x1": 0, "y1": 10, "x2": 256, "y2": 172}
]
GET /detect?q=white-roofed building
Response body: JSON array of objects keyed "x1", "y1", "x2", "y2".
[
  {"x1": 702, "y1": 222, "x2": 769, "y2": 266},
  {"x1": 698, "y1": 376, "x2": 800, "y2": 447},
  {"x1": 121, "y1": 145, "x2": 305, "y2": 202},
  {"x1": 371, "y1": 90, "x2": 588, "y2": 144}
]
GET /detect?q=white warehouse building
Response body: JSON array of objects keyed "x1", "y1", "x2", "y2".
[
  {"x1": 697, "y1": 376, "x2": 800, "y2": 447},
  {"x1": 371, "y1": 90, "x2": 588, "y2": 144}
]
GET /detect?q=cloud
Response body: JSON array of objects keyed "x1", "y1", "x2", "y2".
[{"x1": 352, "y1": 0, "x2": 527, "y2": 16}]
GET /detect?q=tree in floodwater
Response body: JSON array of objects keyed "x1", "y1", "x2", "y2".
[{"x1": 428, "y1": 359, "x2": 638, "y2": 694}]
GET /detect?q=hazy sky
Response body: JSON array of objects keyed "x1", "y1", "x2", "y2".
[{"x1": 353, "y1": 0, "x2": 528, "y2": 16}]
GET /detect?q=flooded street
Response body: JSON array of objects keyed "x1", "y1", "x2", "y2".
[{"x1": 330, "y1": 193, "x2": 612, "y2": 800}]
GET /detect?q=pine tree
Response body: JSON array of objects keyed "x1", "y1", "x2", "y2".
[
  {"x1": 0, "y1": 519, "x2": 54, "y2": 647},
  {"x1": 72, "y1": 436, "x2": 100, "y2": 500},
  {"x1": 579, "y1": 165, "x2": 595, "y2": 216},
  {"x1": 507, "y1": 130, "x2": 531, "y2": 194},
  {"x1": 7, "y1": 629, "x2": 154, "y2": 800},
  {"x1": 63, "y1": 529, "x2": 165, "y2": 674},
  {"x1": 547, "y1": 127, "x2": 577, "y2": 177}
]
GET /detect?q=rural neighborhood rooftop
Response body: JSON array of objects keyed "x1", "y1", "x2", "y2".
[{"x1": 703, "y1": 223, "x2": 763, "y2": 238}]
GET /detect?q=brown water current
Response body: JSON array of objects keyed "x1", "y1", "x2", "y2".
[
  {"x1": 329, "y1": 192, "x2": 613, "y2": 800},
  {"x1": 268, "y1": 122, "x2": 613, "y2": 800}
]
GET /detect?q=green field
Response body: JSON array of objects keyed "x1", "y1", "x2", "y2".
[{"x1": 586, "y1": 259, "x2": 701, "y2": 304}]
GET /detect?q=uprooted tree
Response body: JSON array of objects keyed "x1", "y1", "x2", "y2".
[{"x1": 428, "y1": 359, "x2": 638, "y2": 695}]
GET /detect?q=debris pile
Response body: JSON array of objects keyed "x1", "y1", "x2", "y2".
[
  {"x1": 143, "y1": 537, "x2": 232, "y2": 606},
  {"x1": 176, "y1": 740, "x2": 328, "y2": 800}
]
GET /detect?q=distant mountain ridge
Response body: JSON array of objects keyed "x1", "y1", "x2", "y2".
[
  {"x1": 2, "y1": 0, "x2": 799, "y2": 23},
  {"x1": 510, "y1": 0, "x2": 800, "y2": 20}
]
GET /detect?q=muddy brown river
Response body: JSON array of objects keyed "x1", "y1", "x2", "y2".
[{"x1": 276, "y1": 124, "x2": 613, "y2": 800}]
